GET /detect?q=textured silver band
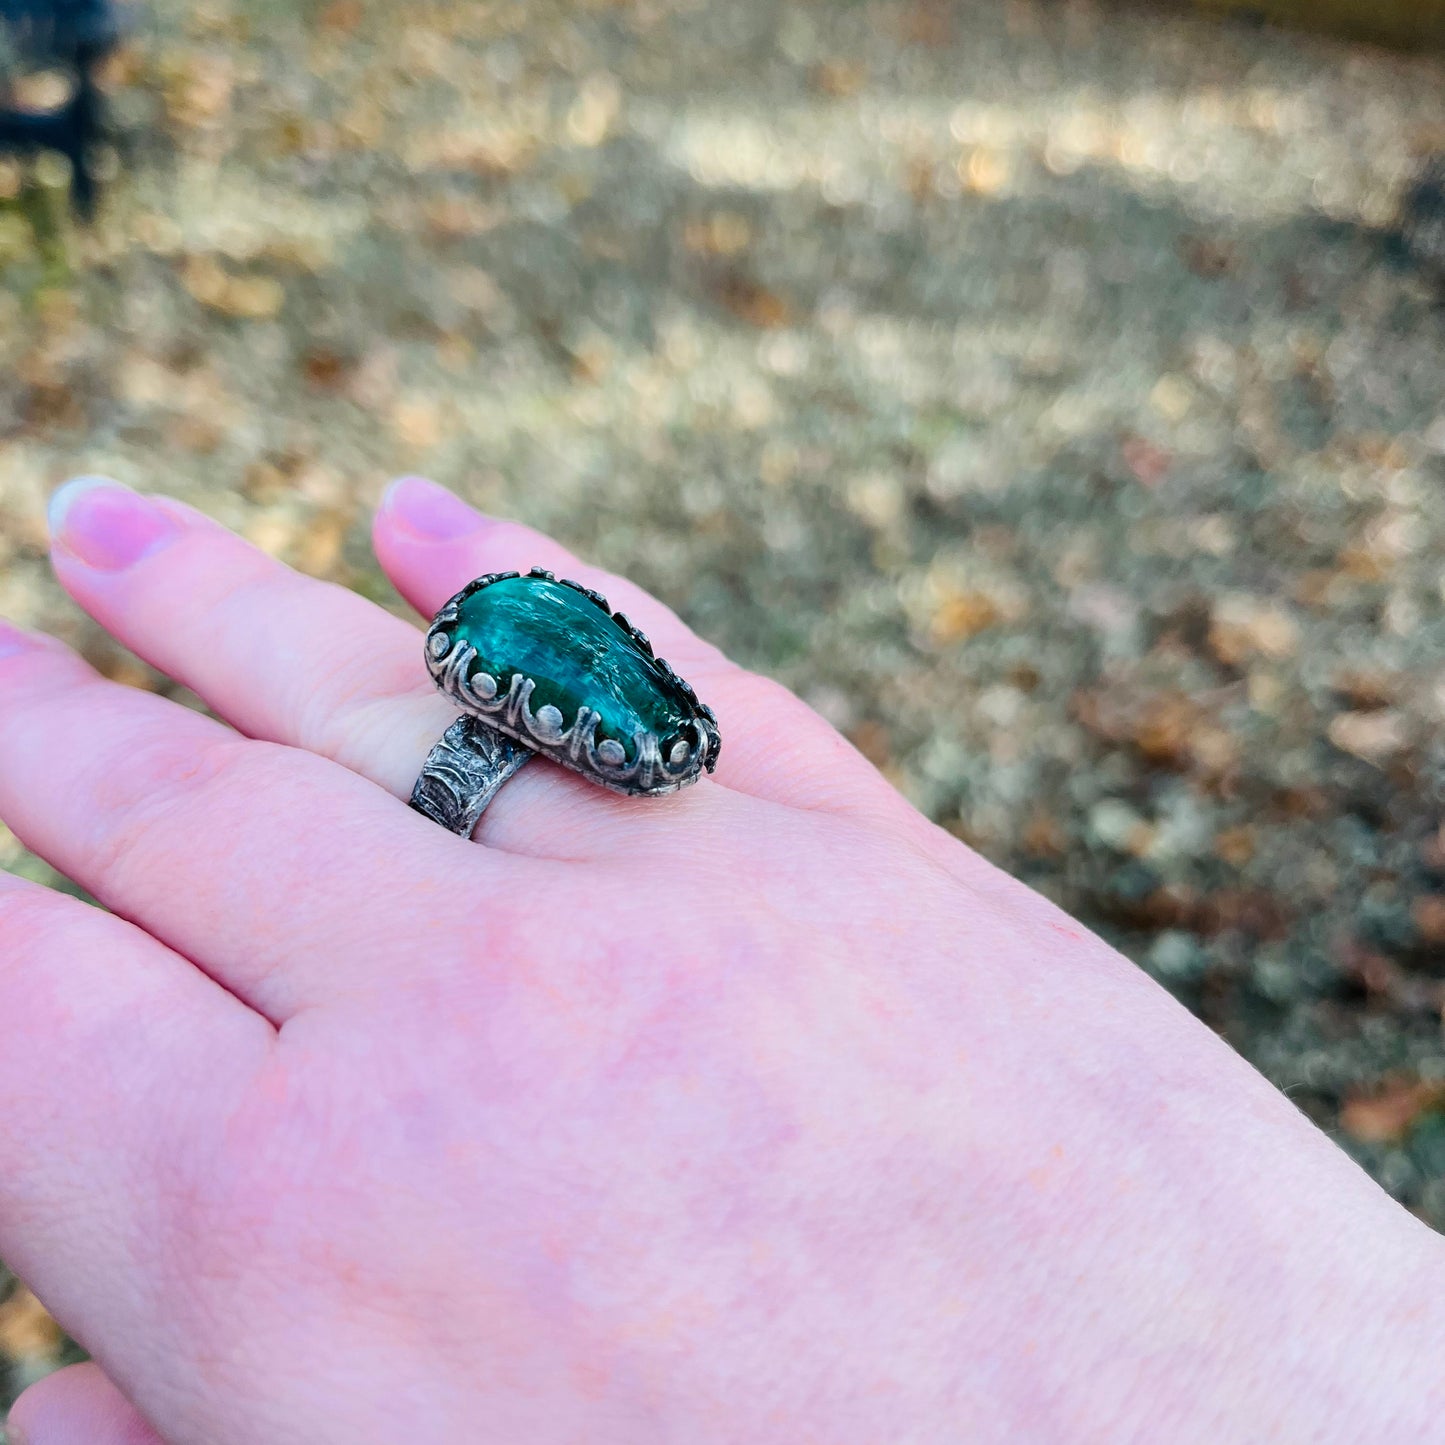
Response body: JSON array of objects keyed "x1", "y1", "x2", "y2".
[{"x1": 409, "y1": 716, "x2": 533, "y2": 837}]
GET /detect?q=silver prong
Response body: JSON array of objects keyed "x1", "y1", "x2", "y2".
[
  {"x1": 442, "y1": 641, "x2": 476, "y2": 695},
  {"x1": 567, "y1": 707, "x2": 598, "y2": 761}
]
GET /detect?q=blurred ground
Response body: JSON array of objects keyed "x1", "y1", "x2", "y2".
[{"x1": 3, "y1": 0, "x2": 1445, "y2": 1418}]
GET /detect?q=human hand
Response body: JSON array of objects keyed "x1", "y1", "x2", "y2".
[{"x1": 2, "y1": 477, "x2": 1442, "y2": 1445}]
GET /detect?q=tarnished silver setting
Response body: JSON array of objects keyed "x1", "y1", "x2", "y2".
[
  {"x1": 409, "y1": 717, "x2": 532, "y2": 836},
  {"x1": 422, "y1": 568, "x2": 721, "y2": 799},
  {"x1": 409, "y1": 567, "x2": 722, "y2": 835}
]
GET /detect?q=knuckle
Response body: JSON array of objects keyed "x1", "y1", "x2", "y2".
[
  {"x1": 85, "y1": 731, "x2": 257, "y2": 884},
  {"x1": 294, "y1": 628, "x2": 432, "y2": 768},
  {"x1": 94, "y1": 728, "x2": 243, "y2": 817}
]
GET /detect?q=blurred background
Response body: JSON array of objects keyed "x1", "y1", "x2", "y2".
[{"x1": 2, "y1": 0, "x2": 1444, "y2": 1418}]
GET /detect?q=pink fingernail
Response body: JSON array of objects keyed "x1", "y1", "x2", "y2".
[
  {"x1": 0, "y1": 618, "x2": 36, "y2": 661},
  {"x1": 381, "y1": 476, "x2": 485, "y2": 541},
  {"x1": 49, "y1": 477, "x2": 180, "y2": 572}
]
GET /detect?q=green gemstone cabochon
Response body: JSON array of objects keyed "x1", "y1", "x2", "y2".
[{"x1": 453, "y1": 577, "x2": 696, "y2": 761}]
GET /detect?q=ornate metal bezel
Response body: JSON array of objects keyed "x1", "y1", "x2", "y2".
[{"x1": 424, "y1": 568, "x2": 722, "y2": 798}]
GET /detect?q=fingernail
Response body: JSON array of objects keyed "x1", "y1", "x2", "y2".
[
  {"x1": 48, "y1": 477, "x2": 180, "y2": 572},
  {"x1": 0, "y1": 618, "x2": 36, "y2": 661},
  {"x1": 381, "y1": 476, "x2": 485, "y2": 542}
]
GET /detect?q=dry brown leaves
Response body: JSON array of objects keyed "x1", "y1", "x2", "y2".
[
  {"x1": 1327, "y1": 709, "x2": 1411, "y2": 765},
  {"x1": 712, "y1": 274, "x2": 793, "y2": 330},
  {"x1": 1341, "y1": 1078, "x2": 1445, "y2": 1145},
  {"x1": 181, "y1": 257, "x2": 285, "y2": 320},
  {"x1": 1207, "y1": 594, "x2": 1300, "y2": 668},
  {"x1": 0, "y1": 1286, "x2": 62, "y2": 1363},
  {"x1": 1072, "y1": 687, "x2": 1239, "y2": 781}
]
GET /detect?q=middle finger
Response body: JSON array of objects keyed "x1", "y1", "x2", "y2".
[{"x1": 0, "y1": 630, "x2": 513, "y2": 1020}]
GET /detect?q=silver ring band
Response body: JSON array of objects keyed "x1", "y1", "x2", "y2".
[{"x1": 408, "y1": 716, "x2": 533, "y2": 836}]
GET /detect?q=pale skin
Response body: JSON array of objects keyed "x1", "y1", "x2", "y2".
[{"x1": 0, "y1": 476, "x2": 1442, "y2": 1445}]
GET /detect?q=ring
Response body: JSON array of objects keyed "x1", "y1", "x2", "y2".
[{"x1": 409, "y1": 568, "x2": 722, "y2": 836}]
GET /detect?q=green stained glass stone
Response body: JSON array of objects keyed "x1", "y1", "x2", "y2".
[{"x1": 453, "y1": 576, "x2": 694, "y2": 760}]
